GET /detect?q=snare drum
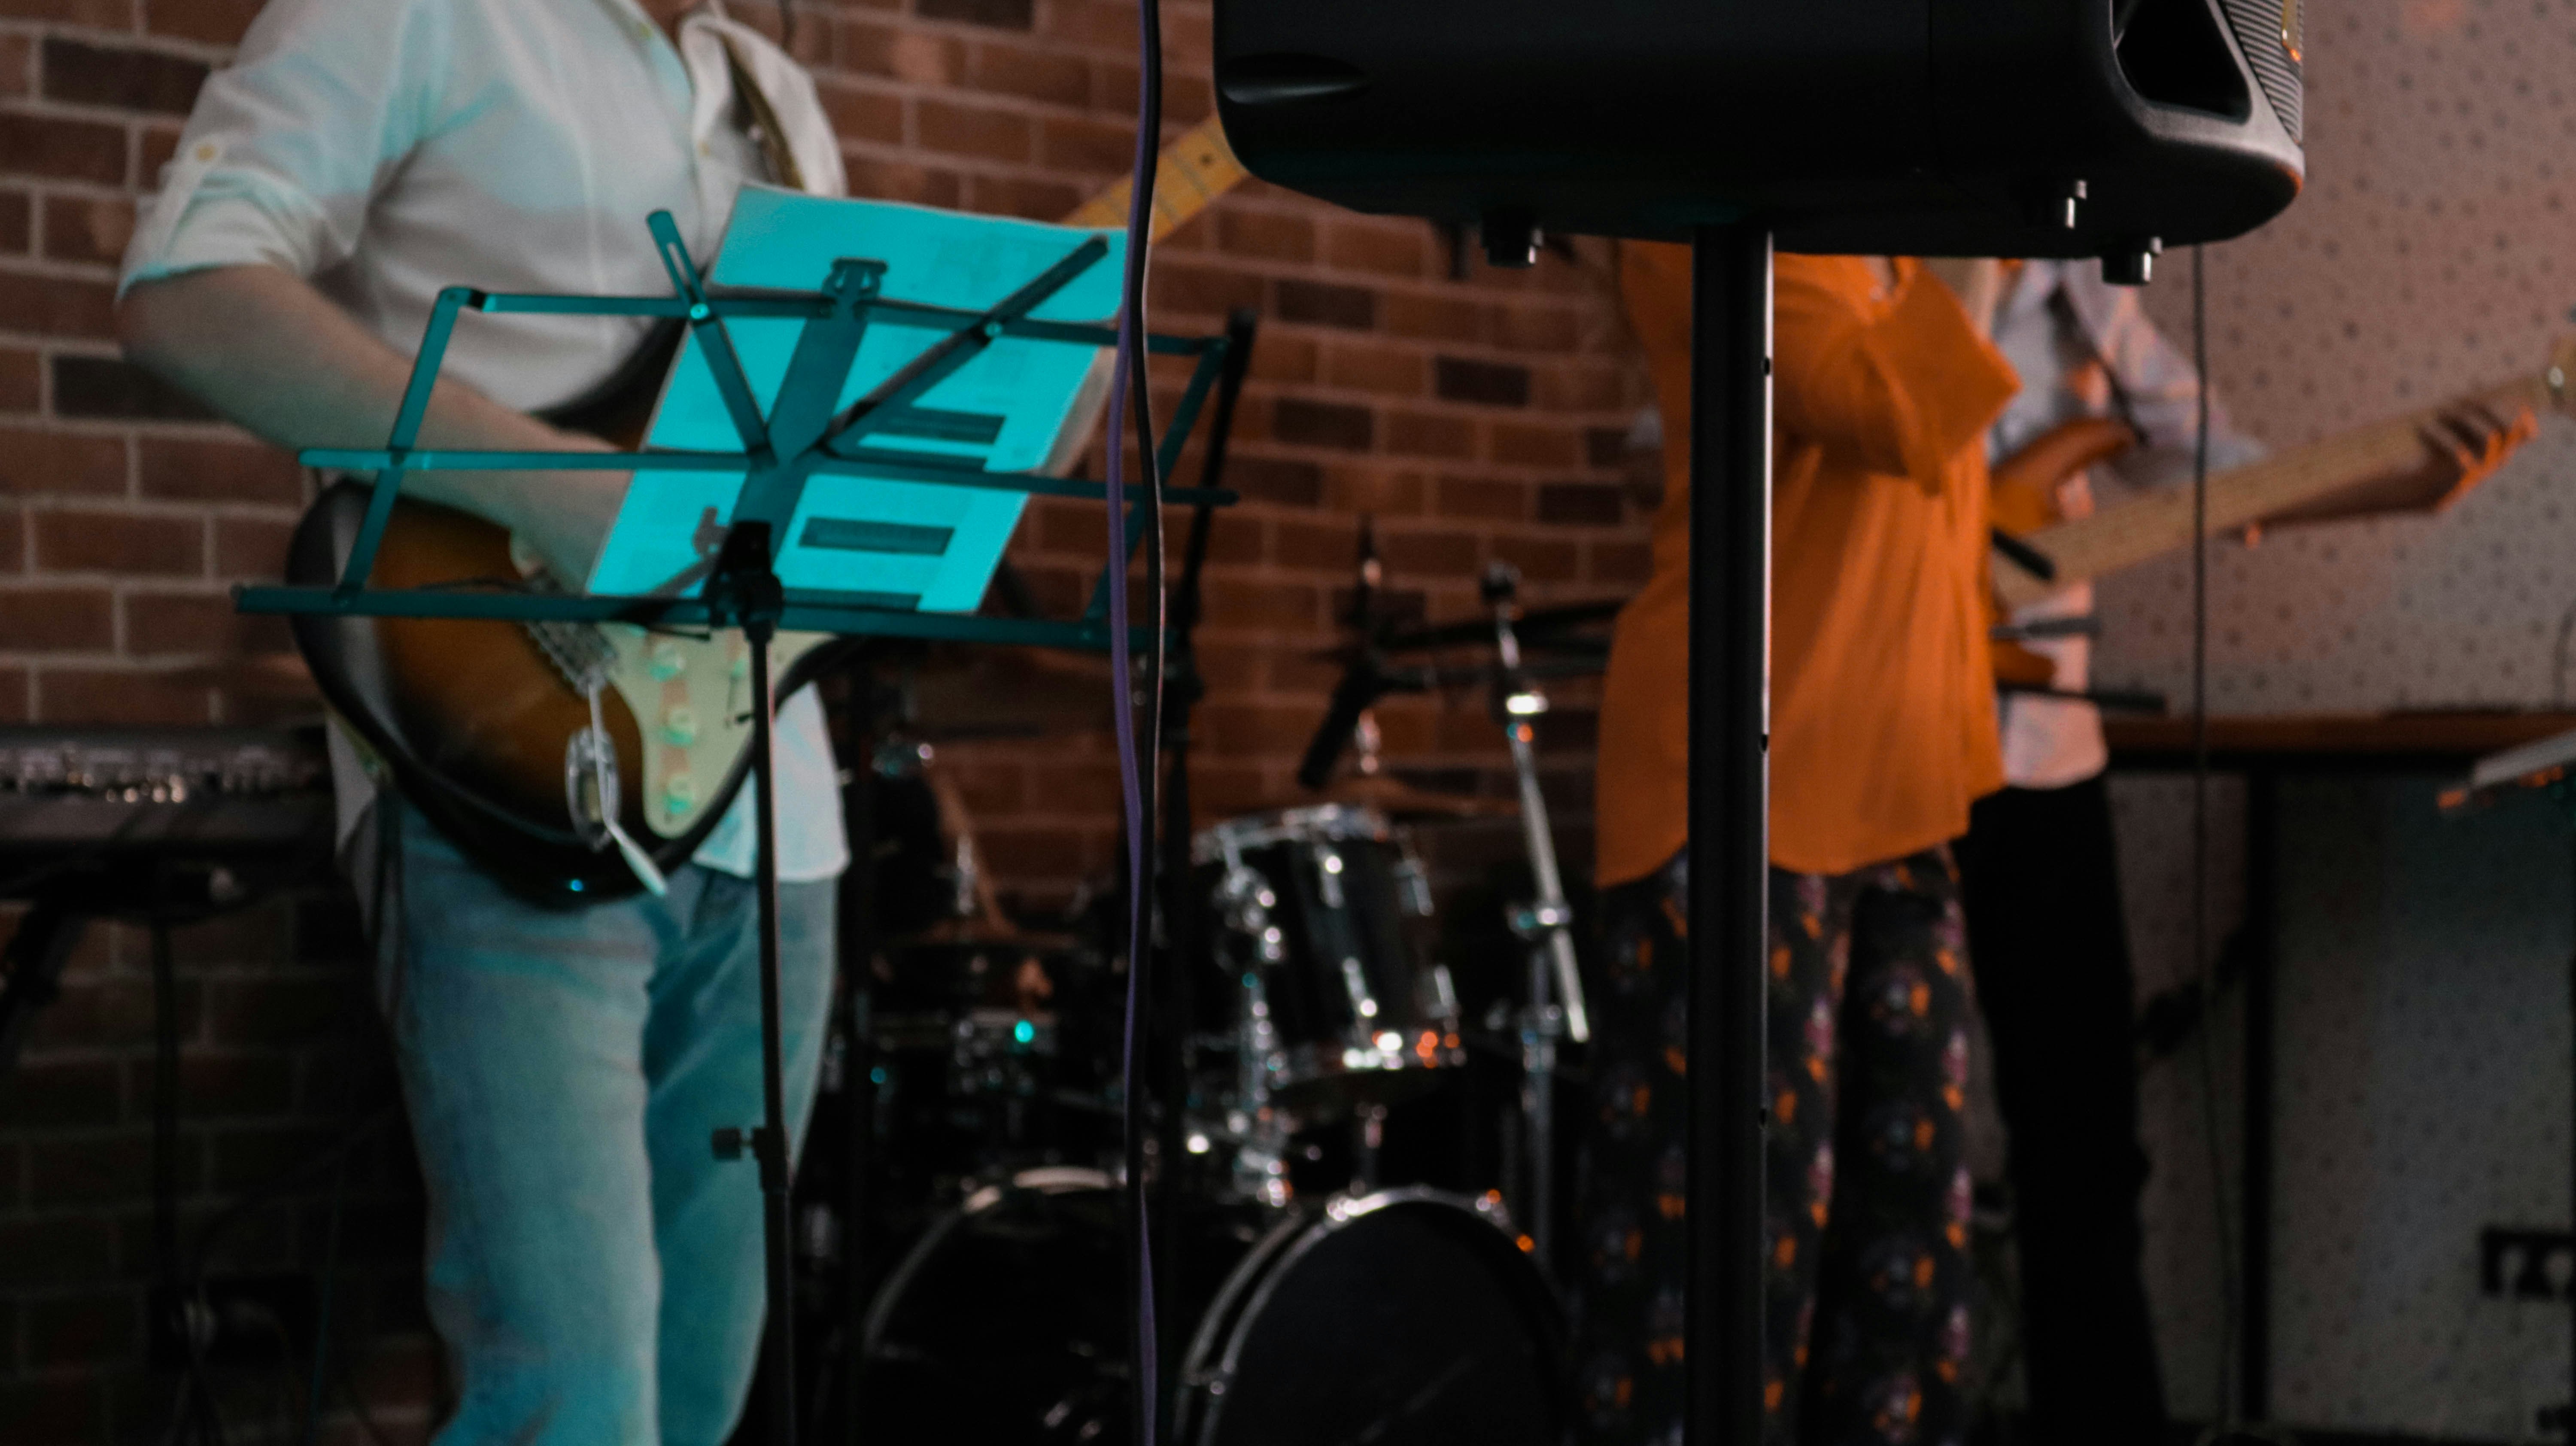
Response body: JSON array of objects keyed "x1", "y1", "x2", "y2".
[{"x1": 1194, "y1": 805, "x2": 1464, "y2": 1124}]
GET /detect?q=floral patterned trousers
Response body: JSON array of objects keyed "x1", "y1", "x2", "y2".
[{"x1": 1570, "y1": 848, "x2": 1976, "y2": 1446}]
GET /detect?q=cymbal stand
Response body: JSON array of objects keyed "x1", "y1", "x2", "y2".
[{"x1": 1483, "y1": 562, "x2": 1592, "y2": 1267}]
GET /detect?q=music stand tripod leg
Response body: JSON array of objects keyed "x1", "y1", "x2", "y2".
[{"x1": 703, "y1": 519, "x2": 802, "y2": 1446}]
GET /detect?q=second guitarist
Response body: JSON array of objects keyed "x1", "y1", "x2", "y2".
[{"x1": 1957, "y1": 258, "x2": 2532, "y2": 1444}]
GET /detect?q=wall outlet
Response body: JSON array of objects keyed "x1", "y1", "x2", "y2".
[
  {"x1": 148, "y1": 1272, "x2": 316, "y2": 1370},
  {"x1": 2478, "y1": 1227, "x2": 2576, "y2": 1300}
]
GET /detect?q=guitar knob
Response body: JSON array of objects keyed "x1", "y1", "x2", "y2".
[
  {"x1": 665, "y1": 773, "x2": 699, "y2": 817},
  {"x1": 662, "y1": 705, "x2": 699, "y2": 747},
  {"x1": 649, "y1": 641, "x2": 687, "y2": 681}
]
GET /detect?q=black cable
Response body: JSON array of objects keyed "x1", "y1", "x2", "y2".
[
  {"x1": 2190, "y1": 243, "x2": 2244, "y2": 1434},
  {"x1": 1100, "y1": 0, "x2": 1167, "y2": 1433}
]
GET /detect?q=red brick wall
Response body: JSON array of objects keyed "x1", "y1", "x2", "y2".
[{"x1": 0, "y1": 0, "x2": 1653, "y2": 1438}]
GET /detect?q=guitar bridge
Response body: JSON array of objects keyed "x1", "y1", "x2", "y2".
[{"x1": 526, "y1": 617, "x2": 618, "y2": 697}]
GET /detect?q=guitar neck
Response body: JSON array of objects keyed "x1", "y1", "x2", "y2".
[
  {"x1": 1999, "y1": 370, "x2": 2553, "y2": 609},
  {"x1": 1060, "y1": 115, "x2": 1249, "y2": 241}
]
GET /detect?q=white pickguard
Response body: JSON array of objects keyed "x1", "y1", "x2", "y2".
[{"x1": 599, "y1": 626, "x2": 832, "y2": 839}]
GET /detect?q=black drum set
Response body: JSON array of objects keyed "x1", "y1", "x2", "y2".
[{"x1": 773, "y1": 556, "x2": 1618, "y2": 1445}]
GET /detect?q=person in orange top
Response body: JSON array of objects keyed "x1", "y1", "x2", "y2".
[{"x1": 1571, "y1": 243, "x2": 2016, "y2": 1446}]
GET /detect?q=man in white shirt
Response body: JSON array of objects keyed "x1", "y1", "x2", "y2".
[{"x1": 117, "y1": 3, "x2": 849, "y2": 1440}]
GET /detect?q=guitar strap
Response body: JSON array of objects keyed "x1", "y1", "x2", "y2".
[
  {"x1": 719, "y1": 36, "x2": 807, "y2": 194},
  {"x1": 538, "y1": 35, "x2": 806, "y2": 444},
  {"x1": 2045, "y1": 281, "x2": 2145, "y2": 439}
]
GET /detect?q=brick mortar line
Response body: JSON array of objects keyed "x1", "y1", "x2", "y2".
[
  {"x1": 28, "y1": 25, "x2": 238, "y2": 66},
  {"x1": 10, "y1": 480, "x2": 300, "y2": 506},
  {"x1": 0, "y1": 255, "x2": 127, "y2": 283},
  {"x1": 0, "y1": 92, "x2": 186, "y2": 130},
  {"x1": 21, "y1": 498, "x2": 289, "y2": 519},
  {"x1": 1260, "y1": 378, "x2": 1632, "y2": 421},
  {"x1": 1211, "y1": 453, "x2": 1639, "y2": 483},
  {"x1": 0, "y1": 650, "x2": 270, "y2": 667},
  {"x1": 0, "y1": 334, "x2": 111, "y2": 352},
  {"x1": 1, "y1": 176, "x2": 152, "y2": 205}
]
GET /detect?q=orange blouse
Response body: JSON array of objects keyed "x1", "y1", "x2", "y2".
[{"x1": 1594, "y1": 243, "x2": 2017, "y2": 884}]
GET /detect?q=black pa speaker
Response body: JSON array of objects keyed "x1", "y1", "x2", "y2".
[{"x1": 1214, "y1": 0, "x2": 2305, "y2": 267}]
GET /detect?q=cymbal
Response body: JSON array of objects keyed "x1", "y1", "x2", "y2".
[
  {"x1": 1315, "y1": 773, "x2": 1518, "y2": 821},
  {"x1": 1374, "y1": 599, "x2": 1626, "y2": 655},
  {"x1": 903, "y1": 645, "x2": 1114, "y2": 741}
]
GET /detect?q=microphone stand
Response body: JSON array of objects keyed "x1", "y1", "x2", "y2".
[
  {"x1": 701, "y1": 521, "x2": 802, "y2": 1446},
  {"x1": 1480, "y1": 563, "x2": 1592, "y2": 1269}
]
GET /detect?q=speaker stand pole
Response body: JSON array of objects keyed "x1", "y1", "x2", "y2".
[{"x1": 1684, "y1": 222, "x2": 1772, "y2": 1446}]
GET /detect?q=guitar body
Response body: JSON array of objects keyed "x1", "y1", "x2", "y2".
[
  {"x1": 289, "y1": 483, "x2": 835, "y2": 903},
  {"x1": 368, "y1": 497, "x2": 643, "y2": 833}
]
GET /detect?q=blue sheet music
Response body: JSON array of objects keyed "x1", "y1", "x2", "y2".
[{"x1": 586, "y1": 185, "x2": 1121, "y2": 613}]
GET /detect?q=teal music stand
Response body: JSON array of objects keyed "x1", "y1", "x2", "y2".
[{"x1": 232, "y1": 204, "x2": 1242, "y2": 1446}]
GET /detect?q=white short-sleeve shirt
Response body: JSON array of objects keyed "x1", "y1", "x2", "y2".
[{"x1": 123, "y1": 0, "x2": 852, "y2": 881}]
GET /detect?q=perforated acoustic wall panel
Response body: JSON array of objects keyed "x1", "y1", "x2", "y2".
[{"x1": 2101, "y1": 1, "x2": 2576, "y2": 1434}]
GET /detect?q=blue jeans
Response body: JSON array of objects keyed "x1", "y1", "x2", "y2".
[{"x1": 377, "y1": 805, "x2": 838, "y2": 1444}]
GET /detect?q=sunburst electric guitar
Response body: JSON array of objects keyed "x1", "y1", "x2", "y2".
[{"x1": 288, "y1": 119, "x2": 1249, "y2": 900}]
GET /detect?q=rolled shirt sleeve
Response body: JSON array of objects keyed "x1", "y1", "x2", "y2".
[
  {"x1": 122, "y1": 0, "x2": 448, "y2": 294},
  {"x1": 1774, "y1": 259, "x2": 2021, "y2": 491}
]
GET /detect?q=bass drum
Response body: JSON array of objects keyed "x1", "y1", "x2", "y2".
[{"x1": 860, "y1": 1179, "x2": 1564, "y2": 1445}]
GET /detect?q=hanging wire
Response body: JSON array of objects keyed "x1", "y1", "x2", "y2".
[
  {"x1": 2190, "y1": 243, "x2": 2246, "y2": 1438},
  {"x1": 1102, "y1": 0, "x2": 1168, "y2": 1431}
]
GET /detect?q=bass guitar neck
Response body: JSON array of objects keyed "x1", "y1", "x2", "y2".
[{"x1": 1998, "y1": 364, "x2": 2563, "y2": 611}]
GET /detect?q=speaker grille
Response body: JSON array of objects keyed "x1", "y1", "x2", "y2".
[{"x1": 2220, "y1": 0, "x2": 2303, "y2": 142}]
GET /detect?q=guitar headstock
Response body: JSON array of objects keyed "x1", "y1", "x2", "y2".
[{"x1": 2548, "y1": 332, "x2": 2576, "y2": 419}]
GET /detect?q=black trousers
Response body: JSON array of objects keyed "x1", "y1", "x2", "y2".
[{"x1": 1953, "y1": 776, "x2": 2168, "y2": 1441}]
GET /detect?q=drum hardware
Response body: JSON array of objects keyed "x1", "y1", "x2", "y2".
[
  {"x1": 1318, "y1": 771, "x2": 1517, "y2": 822},
  {"x1": 869, "y1": 733, "x2": 1010, "y2": 935},
  {"x1": 1190, "y1": 802, "x2": 1470, "y2": 1209},
  {"x1": 1481, "y1": 562, "x2": 1594, "y2": 1266},
  {"x1": 1195, "y1": 804, "x2": 1464, "y2": 1125}
]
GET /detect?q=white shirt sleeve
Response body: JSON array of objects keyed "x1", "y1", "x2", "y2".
[
  {"x1": 120, "y1": 0, "x2": 451, "y2": 295},
  {"x1": 2061, "y1": 269, "x2": 2268, "y2": 495}
]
